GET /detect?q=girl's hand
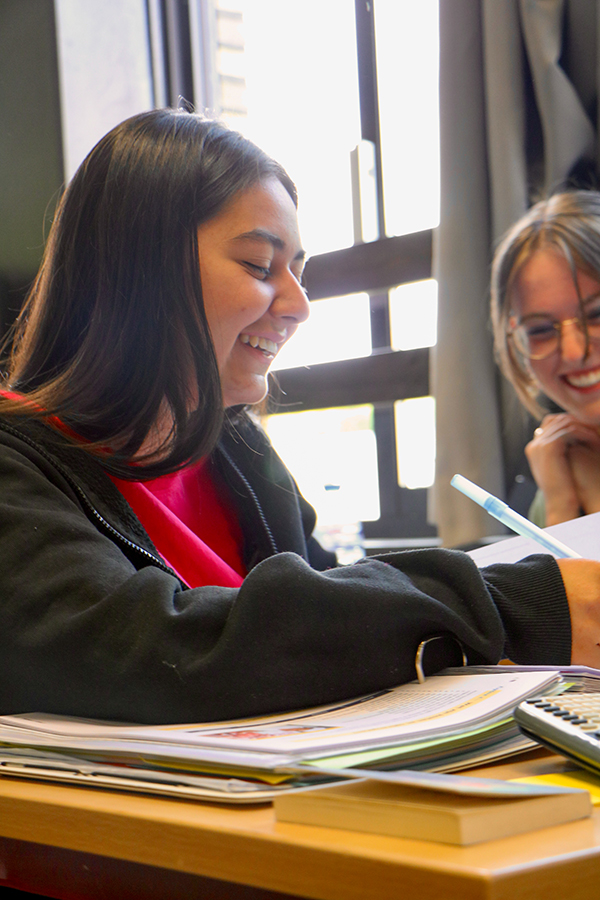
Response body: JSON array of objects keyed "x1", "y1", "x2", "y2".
[
  {"x1": 568, "y1": 440, "x2": 600, "y2": 516},
  {"x1": 525, "y1": 413, "x2": 600, "y2": 525},
  {"x1": 557, "y1": 558, "x2": 600, "y2": 667}
]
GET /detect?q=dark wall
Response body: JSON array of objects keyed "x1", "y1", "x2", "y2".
[{"x1": 0, "y1": 0, "x2": 63, "y2": 330}]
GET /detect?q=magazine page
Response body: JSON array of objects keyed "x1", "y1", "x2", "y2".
[
  {"x1": 178, "y1": 672, "x2": 558, "y2": 757},
  {"x1": 0, "y1": 671, "x2": 558, "y2": 761}
]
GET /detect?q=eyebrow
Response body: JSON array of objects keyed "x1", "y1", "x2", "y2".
[
  {"x1": 518, "y1": 289, "x2": 600, "y2": 320},
  {"x1": 231, "y1": 228, "x2": 306, "y2": 262}
]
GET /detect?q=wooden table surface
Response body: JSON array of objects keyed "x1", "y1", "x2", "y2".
[{"x1": 0, "y1": 748, "x2": 599, "y2": 900}]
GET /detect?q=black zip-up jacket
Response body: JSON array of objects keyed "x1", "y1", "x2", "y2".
[{"x1": 0, "y1": 413, "x2": 572, "y2": 724}]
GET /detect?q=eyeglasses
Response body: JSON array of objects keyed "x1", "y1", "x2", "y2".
[{"x1": 509, "y1": 294, "x2": 600, "y2": 360}]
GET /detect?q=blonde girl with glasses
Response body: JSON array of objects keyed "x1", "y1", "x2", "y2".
[{"x1": 492, "y1": 190, "x2": 600, "y2": 527}]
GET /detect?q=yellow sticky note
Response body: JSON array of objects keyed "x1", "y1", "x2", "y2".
[{"x1": 512, "y1": 772, "x2": 600, "y2": 805}]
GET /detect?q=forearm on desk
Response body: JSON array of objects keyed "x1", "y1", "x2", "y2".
[{"x1": 0, "y1": 430, "x2": 572, "y2": 723}]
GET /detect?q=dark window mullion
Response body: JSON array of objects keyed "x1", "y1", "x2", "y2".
[
  {"x1": 355, "y1": 0, "x2": 386, "y2": 238},
  {"x1": 355, "y1": 0, "x2": 426, "y2": 541},
  {"x1": 369, "y1": 291, "x2": 391, "y2": 350},
  {"x1": 162, "y1": 0, "x2": 195, "y2": 107},
  {"x1": 269, "y1": 347, "x2": 429, "y2": 410},
  {"x1": 303, "y1": 230, "x2": 432, "y2": 301},
  {"x1": 372, "y1": 403, "x2": 398, "y2": 523}
]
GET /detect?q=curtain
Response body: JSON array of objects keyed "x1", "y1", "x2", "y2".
[{"x1": 431, "y1": 0, "x2": 599, "y2": 548}]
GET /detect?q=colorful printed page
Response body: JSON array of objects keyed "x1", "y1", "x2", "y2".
[{"x1": 0, "y1": 671, "x2": 559, "y2": 763}]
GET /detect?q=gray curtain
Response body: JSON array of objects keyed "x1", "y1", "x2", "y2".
[{"x1": 431, "y1": 0, "x2": 599, "y2": 548}]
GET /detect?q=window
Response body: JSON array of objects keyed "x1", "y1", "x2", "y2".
[
  {"x1": 264, "y1": 405, "x2": 380, "y2": 525},
  {"x1": 157, "y1": 0, "x2": 440, "y2": 548}
]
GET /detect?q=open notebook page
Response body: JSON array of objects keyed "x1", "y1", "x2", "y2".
[{"x1": 468, "y1": 510, "x2": 600, "y2": 566}]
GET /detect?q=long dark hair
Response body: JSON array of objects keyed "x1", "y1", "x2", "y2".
[{"x1": 1, "y1": 108, "x2": 297, "y2": 477}]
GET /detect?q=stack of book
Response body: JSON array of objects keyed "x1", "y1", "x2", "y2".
[
  {"x1": 273, "y1": 767, "x2": 593, "y2": 845},
  {"x1": 0, "y1": 668, "x2": 575, "y2": 803}
]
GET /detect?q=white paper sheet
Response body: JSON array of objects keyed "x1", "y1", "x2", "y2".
[
  {"x1": 0, "y1": 671, "x2": 557, "y2": 762},
  {"x1": 468, "y1": 511, "x2": 600, "y2": 567}
]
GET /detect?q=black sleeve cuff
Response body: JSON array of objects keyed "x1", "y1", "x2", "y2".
[{"x1": 481, "y1": 554, "x2": 571, "y2": 665}]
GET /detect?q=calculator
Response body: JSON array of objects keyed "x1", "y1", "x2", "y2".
[{"x1": 515, "y1": 694, "x2": 600, "y2": 776}]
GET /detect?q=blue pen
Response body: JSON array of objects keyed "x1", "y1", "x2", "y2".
[{"x1": 451, "y1": 474, "x2": 581, "y2": 559}]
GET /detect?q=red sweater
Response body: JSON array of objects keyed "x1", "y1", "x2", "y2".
[
  {"x1": 0, "y1": 391, "x2": 245, "y2": 589},
  {"x1": 109, "y1": 461, "x2": 246, "y2": 588}
]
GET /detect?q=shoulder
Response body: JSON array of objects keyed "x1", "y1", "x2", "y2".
[{"x1": 0, "y1": 414, "x2": 151, "y2": 545}]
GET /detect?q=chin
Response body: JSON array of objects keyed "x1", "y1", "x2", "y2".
[
  {"x1": 576, "y1": 407, "x2": 600, "y2": 426},
  {"x1": 223, "y1": 380, "x2": 269, "y2": 408}
]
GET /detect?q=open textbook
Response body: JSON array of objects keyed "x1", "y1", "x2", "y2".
[
  {"x1": 0, "y1": 669, "x2": 570, "y2": 803},
  {"x1": 468, "y1": 509, "x2": 600, "y2": 567},
  {"x1": 2, "y1": 511, "x2": 599, "y2": 804}
]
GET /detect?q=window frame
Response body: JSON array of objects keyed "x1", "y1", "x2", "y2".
[
  {"x1": 272, "y1": 1, "x2": 436, "y2": 544},
  {"x1": 156, "y1": 0, "x2": 438, "y2": 545}
]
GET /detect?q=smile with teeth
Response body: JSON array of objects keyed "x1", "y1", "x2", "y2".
[
  {"x1": 240, "y1": 333, "x2": 279, "y2": 356},
  {"x1": 563, "y1": 366, "x2": 600, "y2": 389}
]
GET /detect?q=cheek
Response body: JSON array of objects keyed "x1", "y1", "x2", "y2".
[
  {"x1": 529, "y1": 360, "x2": 562, "y2": 396},
  {"x1": 224, "y1": 276, "x2": 269, "y2": 318}
]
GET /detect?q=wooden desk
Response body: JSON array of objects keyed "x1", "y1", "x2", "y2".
[{"x1": 0, "y1": 749, "x2": 599, "y2": 900}]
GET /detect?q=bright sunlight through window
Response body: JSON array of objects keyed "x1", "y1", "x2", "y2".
[
  {"x1": 395, "y1": 397, "x2": 436, "y2": 489},
  {"x1": 271, "y1": 293, "x2": 372, "y2": 371},
  {"x1": 217, "y1": 0, "x2": 440, "y2": 527},
  {"x1": 264, "y1": 406, "x2": 380, "y2": 525},
  {"x1": 390, "y1": 279, "x2": 438, "y2": 351}
]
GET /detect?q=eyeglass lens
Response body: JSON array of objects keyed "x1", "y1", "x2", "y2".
[{"x1": 512, "y1": 297, "x2": 600, "y2": 359}]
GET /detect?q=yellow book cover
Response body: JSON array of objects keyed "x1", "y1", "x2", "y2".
[{"x1": 274, "y1": 778, "x2": 592, "y2": 845}]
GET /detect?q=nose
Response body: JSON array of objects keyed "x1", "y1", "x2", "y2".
[
  {"x1": 560, "y1": 318, "x2": 588, "y2": 361},
  {"x1": 272, "y1": 274, "x2": 311, "y2": 324}
]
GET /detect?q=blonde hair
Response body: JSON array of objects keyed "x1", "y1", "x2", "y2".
[{"x1": 491, "y1": 190, "x2": 600, "y2": 418}]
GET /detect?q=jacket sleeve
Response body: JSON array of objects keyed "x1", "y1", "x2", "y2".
[{"x1": 0, "y1": 440, "x2": 572, "y2": 724}]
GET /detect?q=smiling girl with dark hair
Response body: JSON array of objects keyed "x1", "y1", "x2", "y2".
[
  {"x1": 0, "y1": 109, "x2": 599, "y2": 725},
  {"x1": 5, "y1": 108, "x2": 296, "y2": 476}
]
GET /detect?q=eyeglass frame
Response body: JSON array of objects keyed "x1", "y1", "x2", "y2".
[{"x1": 507, "y1": 292, "x2": 600, "y2": 360}]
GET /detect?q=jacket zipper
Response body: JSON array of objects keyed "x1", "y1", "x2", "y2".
[{"x1": 218, "y1": 445, "x2": 279, "y2": 556}]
